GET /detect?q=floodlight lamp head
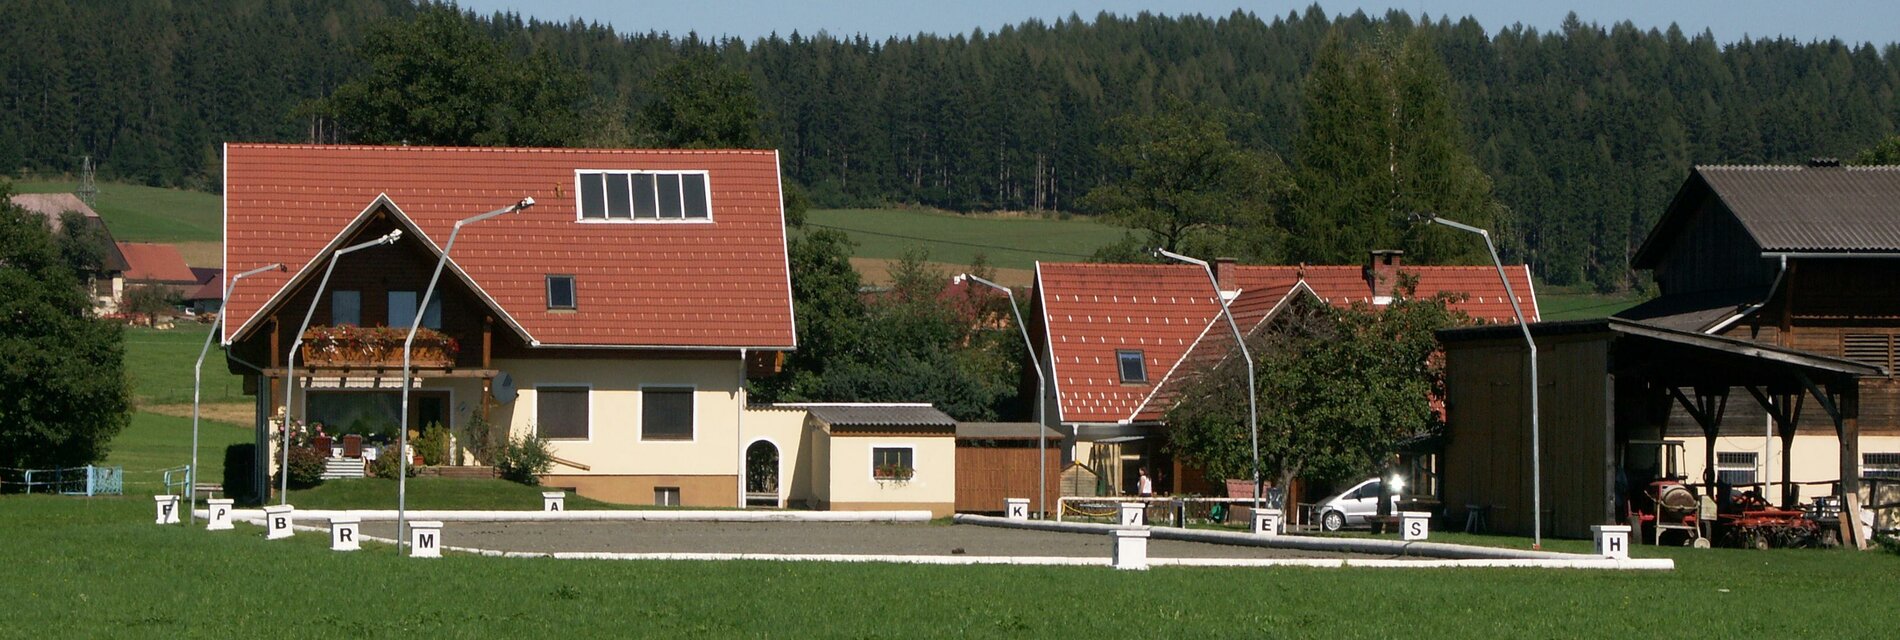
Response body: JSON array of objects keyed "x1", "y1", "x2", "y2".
[
  {"x1": 1406, "y1": 211, "x2": 1437, "y2": 225},
  {"x1": 951, "y1": 274, "x2": 968, "y2": 285},
  {"x1": 382, "y1": 229, "x2": 403, "y2": 244},
  {"x1": 516, "y1": 196, "x2": 536, "y2": 210}
]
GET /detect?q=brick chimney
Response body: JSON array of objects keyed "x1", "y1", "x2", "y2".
[
  {"x1": 1214, "y1": 257, "x2": 1237, "y2": 293},
  {"x1": 1366, "y1": 250, "x2": 1404, "y2": 303}
]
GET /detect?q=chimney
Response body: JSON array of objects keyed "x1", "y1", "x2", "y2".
[
  {"x1": 1214, "y1": 257, "x2": 1237, "y2": 293},
  {"x1": 1367, "y1": 250, "x2": 1404, "y2": 303}
]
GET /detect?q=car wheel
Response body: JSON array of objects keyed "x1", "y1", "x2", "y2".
[{"x1": 1321, "y1": 510, "x2": 1345, "y2": 532}]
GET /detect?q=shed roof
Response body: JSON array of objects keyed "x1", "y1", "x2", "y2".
[
  {"x1": 221, "y1": 143, "x2": 794, "y2": 349},
  {"x1": 1438, "y1": 317, "x2": 1883, "y2": 381},
  {"x1": 1634, "y1": 165, "x2": 1900, "y2": 267},
  {"x1": 800, "y1": 404, "x2": 957, "y2": 429}
]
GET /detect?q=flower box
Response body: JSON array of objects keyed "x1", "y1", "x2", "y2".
[{"x1": 300, "y1": 325, "x2": 459, "y2": 368}]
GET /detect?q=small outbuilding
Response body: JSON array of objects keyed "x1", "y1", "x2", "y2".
[{"x1": 800, "y1": 404, "x2": 958, "y2": 517}]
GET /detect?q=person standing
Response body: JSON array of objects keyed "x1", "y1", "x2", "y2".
[{"x1": 1137, "y1": 467, "x2": 1154, "y2": 497}]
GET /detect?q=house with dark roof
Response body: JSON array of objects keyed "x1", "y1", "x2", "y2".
[
  {"x1": 222, "y1": 144, "x2": 798, "y2": 506},
  {"x1": 10, "y1": 193, "x2": 128, "y2": 311},
  {"x1": 1029, "y1": 252, "x2": 1538, "y2": 497},
  {"x1": 1615, "y1": 160, "x2": 1900, "y2": 505}
]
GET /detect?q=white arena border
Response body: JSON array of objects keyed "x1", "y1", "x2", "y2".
[
  {"x1": 955, "y1": 514, "x2": 1675, "y2": 570},
  {"x1": 203, "y1": 508, "x2": 932, "y2": 523},
  {"x1": 206, "y1": 512, "x2": 1671, "y2": 570}
]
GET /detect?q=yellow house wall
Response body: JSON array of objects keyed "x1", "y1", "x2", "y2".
[
  {"x1": 824, "y1": 433, "x2": 956, "y2": 515},
  {"x1": 810, "y1": 426, "x2": 832, "y2": 505},
  {"x1": 1677, "y1": 433, "x2": 1900, "y2": 503},
  {"x1": 741, "y1": 406, "x2": 814, "y2": 506}
]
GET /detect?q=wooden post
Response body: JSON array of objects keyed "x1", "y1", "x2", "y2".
[
  {"x1": 482, "y1": 315, "x2": 493, "y2": 368},
  {"x1": 1839, "y1": 386, "x2": 1866, "y2": 550}
]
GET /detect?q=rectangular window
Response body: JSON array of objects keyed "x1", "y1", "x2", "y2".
[
  {"x1": 1865, "y1": 453, "x2": 1900, "y2": 479},
  {"x1": 641, "y1": 387, "x2": 694, "y2": 440},
  {"x1": 654, "y1": 487, "x2": 681, "y2": 506},
  {"x1": 546, "y1": 275, "x2": 576, "y2": 310},
  {"x1": 1716, "y1": 451, "x2": 1758, "y2": 486},
  {"x1": 1843, "y1": 334, "x2": 1896, "y2": 370},
  {"x1": 388, "y1": 291, "x2": 417, "y2": 328},
  {"x1": 422, "y1": 296, "x2": 441, "y2": 329},
  {"x1": 536, "y1": 386, "x2": 589, "y2": 439},
  {"x1": 1118, "y1": 350, "x2": 1147, "y2": 383},
  {"x1": 331, "y1": 290, "x2": 361, "y2": 326},
  {"x1": 576, "y1": 170, "x2": 710, "y2": 221},
  {"x1": 873, "y1": 447, "x2": 915, "y2": 480},
  {"x1": 579, "y1": 173, "x2": 606, "y2": 220}
]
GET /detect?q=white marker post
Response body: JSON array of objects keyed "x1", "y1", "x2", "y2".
[
  {"x1": 1005, "y1": 498, "x2": 1030, "y2": 521},
  {"x1": 330, "y1": 515, "x2": 362, "y2": 551},
  {"x1": 1111, "y1": 529, "x2": 1151, "y2": 570},
  {"x1": 1401, "y1": 511, "x2": 1430, "y2": 542},
  {"x1": 409, "y1": 520, "x2": 444, "y2": 558},
  {"x1": 263, "y1": 504, "x2": 295, "y2": 540},
  {"x1": 1252, "y1": 508, "x2": 1282, "y2": 536},
  {"x1": 1592, "y1": 524, "x2": 1631, "y2": 559},
  {"x1": 153, "y1": 495, "x2": 181, "y2": 525},
  {"x1": 205, "y1": 498, "x2": 234, "y2": 531},
  {"x1": 1119, "y1": 502, "x2": 1146, "y2": 527},
  {"x1": 542, "y1": 491, "x2": 566, "y2": 512}
]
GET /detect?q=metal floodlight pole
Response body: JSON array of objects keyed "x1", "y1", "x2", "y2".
[
  {"x1": 280, "y1": 230, "x2": 403, "y2": 505},
  {"x1": 1155, "y1": 249, "x2": 1261, "y2": 512},
  {"x1": 398, "y1": 198, "x2": 532, "y2": 548},
  {"x1": 956, "y1": 273, "x2": 1048, "y2": 518},
  {"x1": 1424, "y1": 213, "x2": 1541, "y2": 549},
  {"x1": 190, "y1": 262, "x2": 283, "y2": 523}
]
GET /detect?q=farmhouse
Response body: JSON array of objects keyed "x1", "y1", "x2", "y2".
[
  {"x1": 1439, "y1": 161, "x2": 1900, "y2": 544},
  {"x1": 221, "y1": 144, "x2": 797, "y2": 507},
  {"x1": 9, "y1": 192, "x2": 128, "y2": 311},
  {"x1": 1028, "y1": 253, "x2": 1538, "y2": 499}
]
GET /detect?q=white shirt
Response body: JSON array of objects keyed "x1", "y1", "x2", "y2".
[{"x1": 1137, "y1": 474, "x2": 1153, "y2": 496}]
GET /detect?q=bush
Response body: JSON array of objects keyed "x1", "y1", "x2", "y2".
[
  {"x1": 1877, "y1": 534, "x2": 1900, "y2": 556},
  {"x1": 222, "y1": 443, "x2": 258, "y2": 504},
  {"x1": 495, "y1": 434, "x2": 554, "y2": 485},
  {"x1": 275, "y1": 447, "x2": 326, "y2": 489},
  {"x1": 460, "y1": 414, "x2": 498, "y2": 465},
  {"x1": 367, "y1": 445, "x2": 417, "y2": 479},
  {"x1": 416, "y1": 422, "x2": 450, "y2": 466}
]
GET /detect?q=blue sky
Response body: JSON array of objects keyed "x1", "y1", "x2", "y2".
[{"x1": 456, "y1": 1, "x2": 1898, "y2": 46}]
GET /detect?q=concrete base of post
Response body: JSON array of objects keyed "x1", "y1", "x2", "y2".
[
  {"x1": 153, "y1": 495, "x2": 180, "y2": 525},
  {"x1": 542, "y1": 491, "x2": 566, "y2": 512},
  {"x1": 1401, "y1": 511, "x2": 1430, "y2": 541},
  {"x1": 410, "y1": 520, "x2": 444, "y2": 558},
  {"x1": 1112, "y1": 528, "x2": 1151, "y2": 570},
  {"x1": 1119, "y1": 502, "x2": 1146, "y2": 527},
  {"x1": 1252, "y1": 509, "x2": 1282, "y2": 536},
  {"x1": 1592, "y1": 524, "x2": 1631, "y2": 559},
  {"x1": 331, "y1": 515, "x2": 362, "y2": 551},
  {"x1": 263, "y1": 505, "x2": 295, "y2": 539},
  {"x1": 205, "y1": 498, "x2": 234, "y2": 530},
  {"x1": 1005, "y1": 498, "x2": 1030, "y2": 521}
]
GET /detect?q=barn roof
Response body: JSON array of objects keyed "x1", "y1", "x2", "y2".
[
  {"x1": 800, "y1": 404, "x2": 958, "y2": 430},
  {"x1": 220, "y1": 144, "x2": 794, "y2": 349},
  {"x1": 1035, "y1": 261, "x2": 1537, "y2": 424},
  {"x1": 116, "y1": 242, "x2": 197, "y2": 283},
  {"x1": 1634, "y1": 164, "x2": 1900, "y2": 267}
]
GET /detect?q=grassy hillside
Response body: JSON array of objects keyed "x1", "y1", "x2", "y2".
[
  {"x1": 1535, "y1": 284, "x2": 1651, "y2": 321},
  {"x1": 124, "y1": 325, "x2": 249, "y2": 406},
  {"x1": 801, "y1": 208, "x2": 1128, "y2": 271},
  {"x1": 12, "y1": 179, "x2": 221, "y2": 243}
]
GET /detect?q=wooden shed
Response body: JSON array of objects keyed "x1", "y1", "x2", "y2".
[
  {"x1": 955, "y1": 422, "x2": 1062, "y2": 515},
  {"x1": 1438, "y1": 318, "x2": 1878, "y2": 542}
]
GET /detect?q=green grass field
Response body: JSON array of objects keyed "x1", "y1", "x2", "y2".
[
  {"x1": 3, "y1": 496, "x2": 1895, "y2": 637},
  {"x1": 12, "y1": 179, "x2": 222, "y2": 243},
  {"x1": 802, "y1": 208, "x2": 1129, "y2": 270},
  {"x1": 103, "y1": 412, "x2": 251, "y2": 493},
  {"x1": 124, "y1": 325, "x2": 250, "y2": 406},
  {"x1": 1535, "y1": 284, "x2": 1651, "y2": 321}
]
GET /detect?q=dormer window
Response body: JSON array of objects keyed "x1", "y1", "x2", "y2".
[
  {"x1": 547, "y1": 275, "x2": 576, "y2": 310},
  {"x1": 576, "y1": 170, "x2": 710, "y2": 222}
]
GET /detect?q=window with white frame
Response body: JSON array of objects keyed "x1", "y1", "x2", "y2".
[
  {"x1": 1865, "y1": 452, "x2": 1900, "y2": 479},
  {"x1": 872, "y1": 447, "x2": 915, "y2": 480},
  {"x1": 577, "y1": 170, "x2": 710, "y2": 221},
  {"x1": 1715, "y1": 451, "x2": 1758, "y2": 486}
]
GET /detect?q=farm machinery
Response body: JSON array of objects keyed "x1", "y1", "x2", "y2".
[{"x1": 1618, "y1": 440, "x2": 1827, "y2": 549}]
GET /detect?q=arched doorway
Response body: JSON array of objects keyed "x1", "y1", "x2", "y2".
[{"x1": 745, "y1": 440, "x2": 780, "y2": 507}]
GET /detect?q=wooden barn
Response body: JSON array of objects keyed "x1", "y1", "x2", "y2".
[{"x1": 954, "y1": 422, "x2": 1062, "y2": 515}]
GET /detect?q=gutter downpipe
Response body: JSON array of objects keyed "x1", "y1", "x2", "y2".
[{"x1": 738, "y1": 347, "x2": 747, "y2": 509}]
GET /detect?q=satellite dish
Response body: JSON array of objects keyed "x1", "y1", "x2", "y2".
[{"x1": 491, "y1": 371, "x2": 517, "y2": 404}]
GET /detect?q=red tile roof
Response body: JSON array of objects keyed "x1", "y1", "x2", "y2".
[
  {"x1": 221, "y1": 144, "x2": 794, "y2": 349},
  {"x1": 1036, "y1": 262, "x2": 1538, "y2": 424},
  {"x1": 116, "y1": 242, "x2": 198, "y2": 284}
]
